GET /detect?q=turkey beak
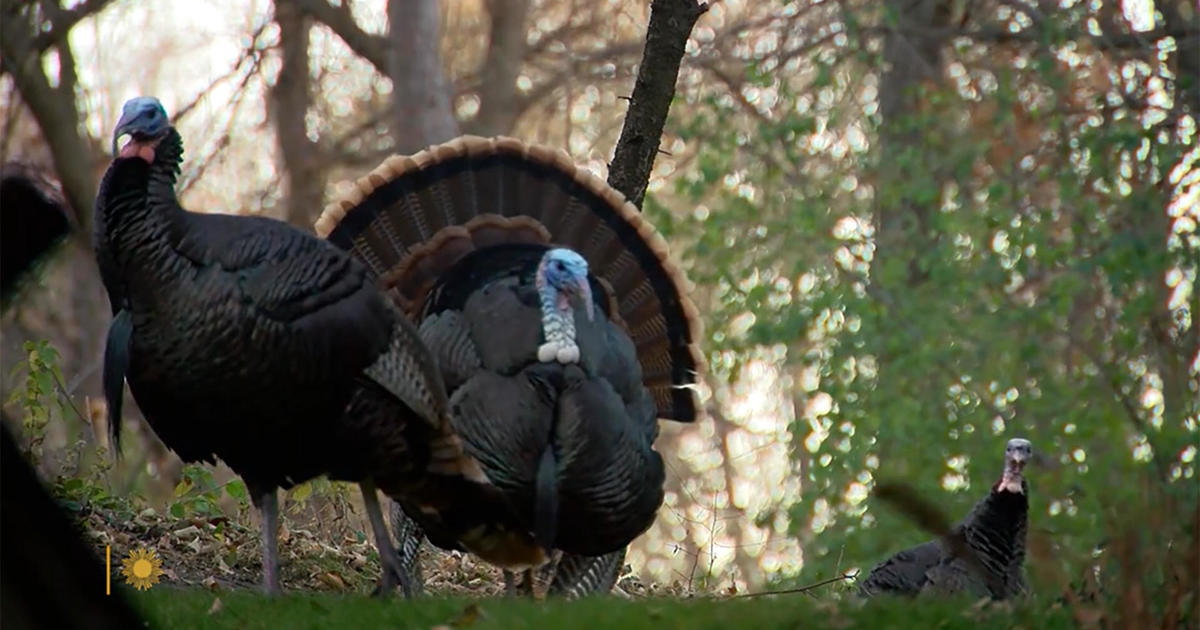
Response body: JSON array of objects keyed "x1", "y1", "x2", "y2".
[
  {"x1": 1007, "y1": 450, "x2": 1029, "y2": 474},
  {"x1": 112, "y1": 111, "x2": 140, "y2": 157},
  {"x1": 573, "y1": 278, "x2": 594, "y2": 321}
]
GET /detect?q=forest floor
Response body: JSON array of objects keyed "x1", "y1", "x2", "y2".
[{"x1": 70, "y1": 485, "x2": 1087, "y2": 630}]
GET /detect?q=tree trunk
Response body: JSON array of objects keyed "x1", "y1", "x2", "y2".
[
  {"x1": 272, "y1": 1, "x2": 327, "y2": 227},
  {"x1": 464, "y1": 0, "x2": 531, "y2": 136},
  {"x1": 874, "y1": 0, "x2": 954, "y2": 286},
  {"x1": 387, "y1": 0, "x2": 459, "y2": 153}
]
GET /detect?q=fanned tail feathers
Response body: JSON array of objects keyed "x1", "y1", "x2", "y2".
[{"x1": 315, "y1": 136, "x2": 703, "y2": 422}]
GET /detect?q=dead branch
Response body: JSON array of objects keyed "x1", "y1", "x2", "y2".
[{"x1": 725, "y1": 570, "x2": 859, "y2": 598}]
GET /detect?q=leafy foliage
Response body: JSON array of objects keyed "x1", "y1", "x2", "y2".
[
  {"x1": 171, "y1": 465, "x2": 250, "y2": 520},
  {"x1": 657, "y1": 0, "x2": 1198, "y2": 616},
  {"x1": 5, "y1": 339, "x2": 74, "y2": 463}
]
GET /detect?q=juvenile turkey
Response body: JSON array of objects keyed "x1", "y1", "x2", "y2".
[
  {"x1": 858, "y1": 438, "x2": 1033, "y2": 600},
  {"x1": 94, "y1": 97, "x2": 514, "y2": 596},
  {"x1": 314, "y1": 136, "x2": 704, "y2": 596}
]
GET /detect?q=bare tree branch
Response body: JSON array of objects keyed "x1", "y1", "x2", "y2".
[
  {"x1": 291, "y1": 0, "x2": 388, "y2": 75},
  {"x1": 607, "y1": 0, "x2": 709, "y2": 208},
  {"x1": 30, "y1": 0, "x2": 118, "y2": 52}
]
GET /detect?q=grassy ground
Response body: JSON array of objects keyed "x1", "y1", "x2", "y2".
[{"x1": 134, "y1": 587, "x2": 1078, "y2": 630}]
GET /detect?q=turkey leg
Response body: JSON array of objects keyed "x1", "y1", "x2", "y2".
[
  {"x1": 251, "y1": 488, "x2": 281, "y2": 595},
  {"x1": 502, "y1": 569, "x2": 536, "y2": 598},
  {"x1": 361, "y1": 481, "x2": 414, "y2": 599}
]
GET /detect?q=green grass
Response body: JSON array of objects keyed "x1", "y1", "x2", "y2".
[{"x1": 135, "y1": 588, "x2": 1079, "y2": 630}]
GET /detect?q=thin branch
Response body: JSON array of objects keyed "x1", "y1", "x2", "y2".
[
  {"x1": 31, "y1": 0, "x2": 117, "y2": 52},
  {"x1": 724, "y1": 570, "x2": 859, "y2": 598},
  {"x1": 291, "y1": 0, "x2": 388, "y2": 75}
]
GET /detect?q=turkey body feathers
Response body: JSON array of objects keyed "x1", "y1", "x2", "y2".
[
  {"x1": 95, "y1": 146, "x2": 399, "y2": 490},
  {"x1": 94, "y1": 125, "x2": 504, "y2": 515},
  {"x1": 858, "y1": 485, "x2": 1029, "y2": 600},
  {"x1": 421, "y1": 244, "x2": 665, "y2": 555}
]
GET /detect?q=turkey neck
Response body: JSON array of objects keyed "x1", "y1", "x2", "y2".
[{"x1": 95, "y1": 128, "x2": 189, "y2": 306}]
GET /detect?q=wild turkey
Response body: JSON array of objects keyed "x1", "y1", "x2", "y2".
[
  {"x1": 858, "y1": 438, "x2": 1033, "y2": 600},
  {"x1": 313, "y1": 135, "x2": 704, "y2": 595},
  {"x1": 94, "y1": 96, "x2": 516, "y2": 596}
]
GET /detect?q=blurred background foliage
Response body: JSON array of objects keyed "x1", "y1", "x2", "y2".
[{"x1": 1, "y1": 0, "x2": 1195, "y2": 612}]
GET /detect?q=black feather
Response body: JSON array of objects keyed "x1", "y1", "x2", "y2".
[
  {"x1": 102, "y1": 309, "x2": 132, "y2": 457},
  {"x1": 534, "y1": 445, "x2": 558, "y2": 550}
]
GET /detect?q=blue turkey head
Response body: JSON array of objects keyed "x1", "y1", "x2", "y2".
[
  {"x1": 112, "y1": 96, "x2": 169, "y2": 157},
  {"x1": 540, "y1": 248, "x2": 594, "y2": 321}
]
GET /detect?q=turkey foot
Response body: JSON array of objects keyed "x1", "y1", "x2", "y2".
[{"x1": 361, "y1": 481, "x2": 414, "y2": 599}]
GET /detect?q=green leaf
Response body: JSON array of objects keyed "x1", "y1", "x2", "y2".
[{"x1": 225, "y1": 480, "x2": 247, "y2": 500}]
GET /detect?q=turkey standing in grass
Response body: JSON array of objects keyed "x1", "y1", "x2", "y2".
[
  {"x1": 858, "y1": 438, "x2": 1033, "y2": 600},
  {"x1": 94, "y1": 97, "x2": 515, "y2": 596},
  {"x1": 313, "y1": 136, "x2": 704, "y2": 596}
]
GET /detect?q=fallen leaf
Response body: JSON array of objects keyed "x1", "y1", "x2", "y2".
[
  {"x1": 318, "y1": 571, "x2": 345, "y2": 590},
  {"x1": 207, "y1": 597, "x2": 222, "y2": 615},
  {"x1": 173, "y1": 525, "x2": 201, "y2": 538}
]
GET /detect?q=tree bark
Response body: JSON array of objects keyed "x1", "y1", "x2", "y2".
[
  {"x1": 464, "y1": 0, "x2": 532, "y2": 137},
  {"x1": 272, "y1": 1, "x2": 327, "y2": 227},
  {"x1": 607, "y1": 0, "x2": 708, "y2": 208},
  {"x1": 387, "y1": 0, "x2": 459, "y2": 153}
]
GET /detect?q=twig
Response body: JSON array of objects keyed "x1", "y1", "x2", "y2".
[
  {"x1": 724, "y1": 570, "x2": 859, "y2": 598},
  {"x1": 50, "y1": 368, "x2": 89, "y2": 426}
]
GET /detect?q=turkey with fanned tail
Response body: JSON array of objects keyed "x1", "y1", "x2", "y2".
[
  {"x1": 858, "y1": 438, "x2": 1033, "y2": 600},
  {"x1": 93, "y1": 97, "x2": 515, "y2": 596},
  {"x1": 314, "y1": 136, "x2": 704, "y2": 596}
]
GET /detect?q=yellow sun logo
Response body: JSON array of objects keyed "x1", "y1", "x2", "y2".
[{"x1": 120, "y1": 547, "x2": 164, "y2": 590}]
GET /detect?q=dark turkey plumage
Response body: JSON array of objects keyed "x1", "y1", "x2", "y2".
[
  {"x1": 858, "y1": 438, "x2": 1032, "y2": 600},
  {"x1": 93, "y1": 97, "x2": 512, "y2": 596},
  {"x1": 314, "y1": 136, "x2": 704, "y2": 596}
]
